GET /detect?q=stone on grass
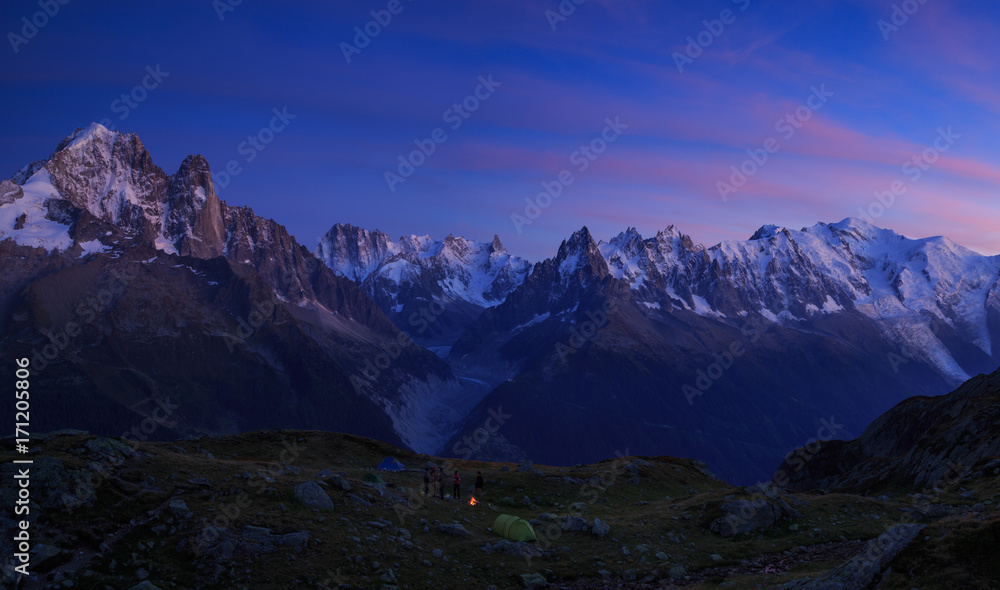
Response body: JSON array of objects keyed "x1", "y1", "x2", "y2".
[
  {"x1": 591, "y1": 518, "x2": 610, "y2": 538},
  {"x1": 294, "y1": 481, "x2": 334, "y2": 511},
  {"x1": 437, "y1": 523, "x2": 471, "y2": 537},
  {"x1": 519, "y1": 572, "x2": 548, "y2": 589}
]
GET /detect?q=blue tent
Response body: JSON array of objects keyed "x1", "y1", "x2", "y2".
[{"x1": 377, "y1": 457, "x2": 405, "y2": 471}]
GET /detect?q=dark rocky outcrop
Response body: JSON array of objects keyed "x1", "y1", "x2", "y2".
[{"x1": 776, "y1": 367, "x2": 1000, "y2": 493}]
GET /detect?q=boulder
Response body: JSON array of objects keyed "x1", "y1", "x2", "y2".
[
  {"x1": 294, "y1": 482, "x2": 334, "y2": 511},
  {"x1": 330, "y1": 475, "x2": 352, "y2": 491},
  {"x1": 519, "y1": 572, "x2": 548, "y2": 589},
  {"x1": 437, "y1": 523, "x2": 471, "y2": 537},
  {"x1": 560, "y1": 515, "x2": 590, "y2": 532},
  {"x1": 590, "y1": 518, "x2": 611, "y2": 539},
  {"x1": 710, "y1": 486, "x2": 802, "y2": 537},
  {"x1": 85, "y1": 437, "x2": 136, "y2": 458},
  {"x1": 168, "y1": 499, "x2": 191, "y2": 517}
]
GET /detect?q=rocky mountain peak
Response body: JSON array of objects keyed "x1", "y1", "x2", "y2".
[
  {"x1": 608, "y1": 226, "x2": 645, "y2": 256},
  {"x1": 487, "y1": 234, "x2": 505, "y2": 255},
  {"x1": 555, "y1": 226, "x2": 609, "y2": 284}
]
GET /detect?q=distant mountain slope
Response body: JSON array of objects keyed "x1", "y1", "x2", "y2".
[{"x1": 315, "y1": 223, "x2": 530, "y2": 348}]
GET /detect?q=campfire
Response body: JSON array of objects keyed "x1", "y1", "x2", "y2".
[{"x1": 468, "y1": 497, "x2": 479, "y2": 506}]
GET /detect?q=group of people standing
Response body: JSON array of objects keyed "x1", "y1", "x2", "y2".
[{"x1": 423, "y1": 466, "x2": 485, "y2": 500}]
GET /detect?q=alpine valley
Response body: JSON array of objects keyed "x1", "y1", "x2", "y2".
[{"x1": 4, "y1": 124, "x2": 1000, "y2": 484}]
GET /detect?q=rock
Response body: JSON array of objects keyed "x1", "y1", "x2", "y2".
[
  {"x1": 380, "y1": 568, "x2": 397, "y2": 583},
  {"x1": 482, "y1": 540, "x2": 545, "y2": 558},
  {"x1": 710, "y1": 553, "x2": 723, "y2": 561},
  {"x1": 560, "y1": 516, "x2": 590, "y2": 532},
  {"x1": 516, "y1": 461, "x2": 535, "y2": 472},
  {"x1": 620, "y1": 546, "x2": 630, "y2": 556},
  {"x1": 569, "y1": 502, "x2": 587, "y2": 513},
  {"x1": 432, "y1": 548, "x2": 443, "y2": 559},
  {"x1": 781, "y1": 524, "x2": 925, "y2": 590},
  {"x1": 31, "y1": 544, "x2": 61, "y2": 567},
  {"x1": 437, "y1": 523, "x2": 471, "y2": 537},
  {"x1": 187, "y1": 478, "x2": 211, "y2": 487},
  {"x1": 591, "y1": 518, "x2": 610, "y2": 538},
  {"x1": 538, "y1": 513, "x2": 557, "y2": 521},
  {"x1": 655, "y1": 551, "x2": 669, "y2": 561},
  {"x1": 523, "y1": 496, "x2": 532, "y2": 505},
  {"x1": 623, "y1": 569, "x2": 636, "y2": 581},
  {"x1": 168, "y1": 499, "x2": 190, "y2": 517},
  {"x1": 16, "y1": 456, "x2": 89, "y2": 509},
  {"x1": 84, "y1": 437, "x2": 135, "y2": 458},
  {"x1": 519, "y1": 572, "x2": 548, "y2": 589},
  {"x1": 294, "y1": 482, "x2": 334, "y2": 511},
  {"x1": 0, "y1": 180, "x2": 23, "y2": 205},
  {"x1": 710, "y1": 490, "x2": 802, "y2": 537},
  {"x1": 330, "y1": 475, "x2": 351, "y2": 491},
  {"x1": 669, "y1": 566, "x2": 687, "y2": 580},
  {"x1": 348, "y1": 493, "x2": 372, "y2": 506},
  {"x1": 129, "y1": 583, "x2": 164, "y2": 590}
]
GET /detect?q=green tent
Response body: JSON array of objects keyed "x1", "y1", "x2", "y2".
[
  {"x1": 491, "y1": 514, "x2": 537, "y2": 542},
  {"x1": 363, "y1": 473, "x2": 385, "y2": 485}
]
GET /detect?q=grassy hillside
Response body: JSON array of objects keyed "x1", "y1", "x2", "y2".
[{"x1": 2, "y1": 430, "x2": 998, "y2": 589}]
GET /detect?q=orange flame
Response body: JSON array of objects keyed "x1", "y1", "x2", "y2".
[{"x1": 469, "y1": 497, "x2": 478, "y2": 506}]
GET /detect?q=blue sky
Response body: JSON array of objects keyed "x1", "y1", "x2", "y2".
[{"x1": 2, "y1": 0, "x2": 999, "y2": 260}]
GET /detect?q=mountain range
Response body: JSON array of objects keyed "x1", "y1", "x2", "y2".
[{"x1": 3, "y1": 124, "x2": 999, "y2": 483}]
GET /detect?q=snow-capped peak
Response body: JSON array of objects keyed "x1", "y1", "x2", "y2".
[
  {"x1": 750, "y1": 224, "x2": 783, "y2": 240},
  {"x1": 315, "y1": 223, "x2": 531, "y2": 310},
  {"x1": 58, "y1": 122, "x2": 117, "y2": 152}
]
